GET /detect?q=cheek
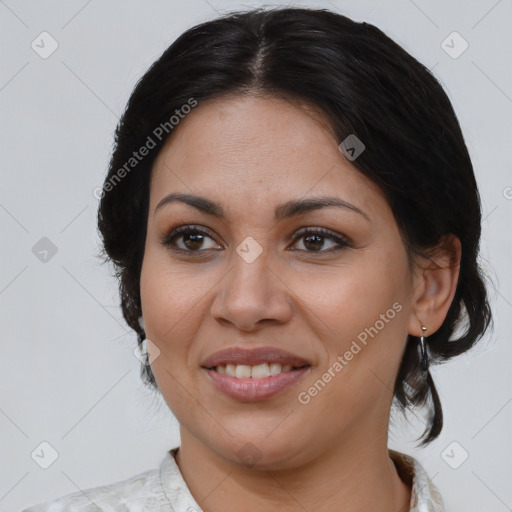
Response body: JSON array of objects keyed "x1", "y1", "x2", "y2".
[
  {"x1": 140, "y1": 248, "x2": 199, "y2": 354},
  {"x1": 139, "y1": 251, "x2": 207, "y2": 415},
  {"x1": 139, "y1": 245, "x2": 227, "y2": 384},
  {"x1": 295, "y1": 255, "x2": 408, "y2": 339},
  {"x1": 140, "y1": 240, "x2": 213, "y2": 325},
  {"x1": 292, "y1": 245, "x2": 411, "y2": 385}
]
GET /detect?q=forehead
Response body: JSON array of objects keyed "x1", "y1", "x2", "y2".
[{"x1": 149, "y1": 94, "x2": 384, "y2": 215}]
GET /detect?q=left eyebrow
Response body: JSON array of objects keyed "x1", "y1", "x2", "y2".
[
  {"x1": 154, "y1": 193, "x2": 370, "y2": 222},
  {"x1": 275, "y1": 196, "x2": 370, "y2": 222}
]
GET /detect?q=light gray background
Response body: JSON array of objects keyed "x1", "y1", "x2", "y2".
[{"x1": 1, "y1": 1, "x2": 511, "y2": 511}]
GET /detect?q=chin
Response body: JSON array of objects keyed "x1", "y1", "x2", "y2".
[{"x1": 207, "y1": 431, "x2": 311, "y2": 470}]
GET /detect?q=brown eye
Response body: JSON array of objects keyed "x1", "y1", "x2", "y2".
[
  {"x1": 291, "y1": 227, "x2": 350, "y2": 253},
  {"x1": 161, "y1": 226, "x2": 221, "y2": 253},
  {"x1": 181, "y1": 231, "x2": 207, "y2": 250}
]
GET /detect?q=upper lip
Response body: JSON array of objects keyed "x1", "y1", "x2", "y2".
[{"x1": 201, "y1": 347, "x2": 311, "y2": 368}]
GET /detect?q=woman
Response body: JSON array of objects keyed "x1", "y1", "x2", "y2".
[{"x1": 23, "y1": 6, "x2": 492, "y2": 512}]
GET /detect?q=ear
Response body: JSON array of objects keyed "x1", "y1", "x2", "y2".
[{"x1": 408, "y1": 234, "x2": 461, "y2": 337}]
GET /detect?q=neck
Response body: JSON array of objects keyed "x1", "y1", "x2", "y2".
[{"x1": 174, "y1": 428, "x2": 411, "y2": 512}]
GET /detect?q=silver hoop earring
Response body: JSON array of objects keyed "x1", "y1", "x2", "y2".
[{"x1": 419, "y1": 325, "x2": 429, "y2": 372}]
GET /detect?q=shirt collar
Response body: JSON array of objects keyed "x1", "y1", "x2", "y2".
[
  {"x1": 159, "y1": 447, "x2": 445, "y2": 512},
  {"x1": 389, "y1": 449, "x2": 445, "y2": 511}
]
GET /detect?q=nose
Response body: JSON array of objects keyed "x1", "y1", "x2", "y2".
[{"x1": 210, "y1": 250, "x2": 294, "y2": 332}]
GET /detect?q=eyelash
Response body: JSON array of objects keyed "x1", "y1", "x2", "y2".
[{"x1": 160, "y1": 225, "x2": 351, "y2": 256}]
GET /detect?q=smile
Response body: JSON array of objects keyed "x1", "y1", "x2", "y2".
[
  {"x1": 203, "y1": 365, "x2": 311, "y2": 401},
  {"x1": 211, "y1": 362, "x2": 307, "y2": 378}
]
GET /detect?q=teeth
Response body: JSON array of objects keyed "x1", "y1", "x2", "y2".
[
  {"x1": 215, "y1": 363, "x2": 298, "y2": 378},
  {"x1": 235, "y1": 365, "x2": 252, "y2": 378},
  {"x1": 251, "y1": 363, "x2": 270, "y2": 378},
  {"x1": 269, "y1": 363, "x2": 282, "y2": 376}
]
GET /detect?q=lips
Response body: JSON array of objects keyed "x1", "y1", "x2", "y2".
[
  {"x1": 200, "y1": 346, "x2": 312, "y2": 401},
  {"x1": 203, "y1": 365, "x2": 311, "y2": 401},
  {"x1": 200, "y1": 346, "x2": 311, "y2": 369}
]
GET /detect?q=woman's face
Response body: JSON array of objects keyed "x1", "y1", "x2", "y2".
[{"x1": 140, "y1": 94, "x2": 421, "y2": 467}]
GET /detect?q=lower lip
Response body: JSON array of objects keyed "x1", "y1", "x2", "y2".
[{"x1": 203, "y1": 366, "x2": 311, "y2": 402}]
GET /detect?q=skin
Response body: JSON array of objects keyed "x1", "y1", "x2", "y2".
[{"x1": 139, "y1": 94, "x2": 461, "y2": 512}]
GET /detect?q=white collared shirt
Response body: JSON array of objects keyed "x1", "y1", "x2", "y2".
[{"x1": 22, "y1": 447, "x2": 444, "y2": 511}]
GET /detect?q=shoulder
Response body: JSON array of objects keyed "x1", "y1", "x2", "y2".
[{"x1": 21, "y1": 465, "x2": 166, "y2": 512}]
